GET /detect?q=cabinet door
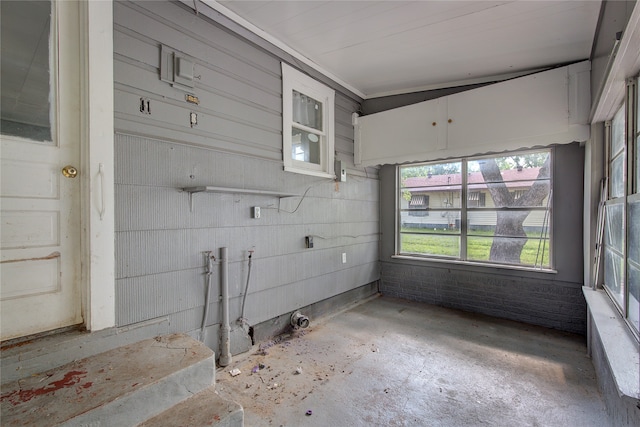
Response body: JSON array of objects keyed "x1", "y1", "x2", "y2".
[
  {"x1": 446, "y1": 67, "x2": 569, "y2": 154},
  {"x1": 357, "y1": 97, "x2": 446, "y2": 166}
]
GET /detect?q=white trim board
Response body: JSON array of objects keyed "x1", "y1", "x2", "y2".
[
  {"x1": 81, "y1": 0, "x2": 115, "y2": 331},
  {"x1": 592, "y1": 2, "x2": 640, "y2": 122}
]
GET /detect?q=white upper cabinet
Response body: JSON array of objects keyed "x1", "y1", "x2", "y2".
[{"x1": 355, "y1": 61, "x2": 591, "y2": 166}]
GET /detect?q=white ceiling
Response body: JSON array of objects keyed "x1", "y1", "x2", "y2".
[{"x1": 214, "y1": 0, "x2": 602, "y2": 99}]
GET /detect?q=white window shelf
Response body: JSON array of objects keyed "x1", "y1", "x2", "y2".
[{"x1": 583, "y1": 287, "x2": 640, "y2": 402}]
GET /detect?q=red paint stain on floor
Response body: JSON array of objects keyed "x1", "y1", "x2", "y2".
[{"x1": 1, "y1": 370, "x2": 90, "y2": 406}]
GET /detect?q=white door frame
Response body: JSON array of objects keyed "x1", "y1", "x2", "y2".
[{"x1": 80, "y1": 0, "x2": 115, "y2": 332}]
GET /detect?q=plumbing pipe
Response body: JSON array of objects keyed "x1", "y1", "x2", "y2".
[
  {"x1": 239, "y1": 249, "x2": 254, "y2": 326},
  {"x1": 200, "y1": 251, "x2": 215, "y2": 342},
  {"x1": 291, "y1": 311, "x2": 310, "y2": 329},
  {"x1": 218, "y1": 247, "x2": 232, "y2": 367}
]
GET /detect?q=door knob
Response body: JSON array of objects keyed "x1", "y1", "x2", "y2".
[{"x1": 62, "y1": 165, "x2": 78, "y2": 178}]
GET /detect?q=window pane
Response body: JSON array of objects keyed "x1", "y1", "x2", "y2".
[
  {"x1": 604, "y1": 203, "x2": 624, "y2": 253},
  {"x1": 611, "y1": 104, "x2": 625, "y2": 157},
  {"x1": 637, "y1": 77, "x2": 639, "y2": 191},
  {"x1": 0, "y1": 1, "x2": 52, "y2": 142},
  {"x1": 292, "y1": 90, "x2": 323, "y2": 131},
  {"x1": 469, "y1": 152, "x2": 550, "y2": 208},
  {"x1": 629, "y1": 198, "x2": 640, "y2": 332},
  {"x1": 467, "y1": 235, "x2": 550, "y2": 266},
  {"x1": 610, "y1": 154, "x2": 625, "y2": 198},
  {"x1": 628, "y1": 262, "x2": 639, "y2": 332},
  {"x1": 629, "y1": 199, "x2": 640, "y2": 264},
  {"x1": 400, "y1": 233, "x2": 459, "y2": 257},
  {"x1": 401, "y1": 162, "x2": 461, "y2": 190},
  {"x1": 404, "y1": 194, "x2": 430, "y2": 217},
  {"x1": 467, "y1": 210, "x2": 496, "y2": 231},
  {"x1": 467, "y1": 210, "x2": 548, "y2": 237},
  {"x1": 401, "y1": 220, "x2": 458, "y2": 234},
  {"x1": 291, "y1": 128, "x2": 321, "y2": 164},
  {"x1": 467, "y1": 210, "x2": 550, "y2": 267},
  {"x1": 604, "y1": 247, "x2": 625, "y2": 308},
  {"x1": 636, "y1": 79, "x2": 639, "y2": 193},
  {"x1": 632, "y1": 135, "x2": 640, "y2": 193},
  {"x1": 400, "y1": 162, "x2": 461, "y2": 231}
]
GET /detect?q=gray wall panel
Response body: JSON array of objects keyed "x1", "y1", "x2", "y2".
[
  {"x1": 114, "y1": 1, "x2": 281, "y2": 89},
  {"x1": 114, "y1": 1, "x2": 376, "y2": 358},
  {"x1": 115, "y1": 89, "x2": 282, "y2": 152},
  {"x1": 114, "y1": 60, "x2": 281, "y2": 131},
  {"x1": 115, "y1": 268, "x2": 211, "y2": 325}
]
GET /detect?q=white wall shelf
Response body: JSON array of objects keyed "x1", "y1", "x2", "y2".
[{"x1": 182, "y1": 186, "x2": 300, "y2": 211}]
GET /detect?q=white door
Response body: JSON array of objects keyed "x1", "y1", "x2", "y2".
[{"x1": 1, "y1": 0, "x2": 82, "y2": 341}]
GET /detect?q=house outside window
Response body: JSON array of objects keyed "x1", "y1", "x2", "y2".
[
  {"x1": 408, "y1": 194, "x2": 429, "y2": 216},
  {"x1": 398, "y1": 149, "x2": 552, "y2": 269},
  {"x1": 604, "y1": 76, "x2": 639, "y2": 336},
  {"x1": 468, "y1": 191, "x2": 486, "y2": 207},
  {"x1": 282, "y1": 63, "x2": 335, "y2": 178}
]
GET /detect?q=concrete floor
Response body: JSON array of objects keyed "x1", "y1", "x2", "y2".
[{"x1": 216, "y1": 296, "x2": 610, "y2": 427}]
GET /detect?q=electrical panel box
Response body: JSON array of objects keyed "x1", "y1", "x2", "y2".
[
  {"x1": 335, "y1": 160, "x2": 346, "y2": 182},
  {"x1": 160, "y1": 45, "x2": 195, "y2": 91}
]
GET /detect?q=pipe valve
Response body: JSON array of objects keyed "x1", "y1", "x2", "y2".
[{"x1": 291, "y1": 311, "x2": 310, "y2": 329}]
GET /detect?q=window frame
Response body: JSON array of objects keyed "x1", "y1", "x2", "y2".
[
  {"x1": 396, "y1": 149, "x2": 553, "y2": 271},
  {"x1": 603, "y1": 76, "x2": 639, "y2": 337},
  {"x1": 282, "y1": 63, "x2": 335, "y2": 179},
  {"x1": 604, "y1": 103, "x2": 627, "y2": 312}
]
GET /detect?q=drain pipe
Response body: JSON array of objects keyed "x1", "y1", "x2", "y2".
[{"x1": 219, "y1": 247, "x2": 232, "y2": 367}]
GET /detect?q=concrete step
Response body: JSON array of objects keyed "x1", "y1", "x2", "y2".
[
  {"x1": 138, "y1": 386, "x2": 243, "y2": 427},
  {"x1": 1, "y1": 318, "x2": 170, "y2": 384},
  {"x1": 1, "y1": 334, "x2": 216, "y2": 426}
]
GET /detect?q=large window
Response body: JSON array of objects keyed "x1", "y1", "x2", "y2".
[
  {"x1": 282, "y1": 63, "x2": 335, "y2": 178},
  {"x1": 398, "y1": 149, "x2": 552, "y2": 269},
  {"x1": 604, "y1": 76, "x2": 639, "y2": 335}
]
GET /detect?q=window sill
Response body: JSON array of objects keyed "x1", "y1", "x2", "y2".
[
  {"x1": 583, "y1": 286, "x2": 640, "y2": 402},
  {"x1": 284, "y1": 165, "x2": 335, "y2": 179},
  {"x1": 391, "y1": 254, "x2": 557, "y2": 274}
]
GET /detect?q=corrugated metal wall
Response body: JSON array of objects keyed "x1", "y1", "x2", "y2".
[{"x1": 113, "y1": 0, "x2": 379, "y2": 350}]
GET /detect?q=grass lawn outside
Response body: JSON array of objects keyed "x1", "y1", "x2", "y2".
[{"x1": 400, "y1": 228, "x2": 550, "y2": 267}]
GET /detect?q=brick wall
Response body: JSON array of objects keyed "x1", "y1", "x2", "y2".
[{"x1": 380, "y1": 261, "x2": 586, "y2": 334}]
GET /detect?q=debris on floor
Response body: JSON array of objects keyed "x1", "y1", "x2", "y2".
[
  {"x1": 228, "y1": 368, "x2": 241, "y2": 377},
  {"x1": 214, "y1": 297, "x2": 611, "y2": 427}
]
